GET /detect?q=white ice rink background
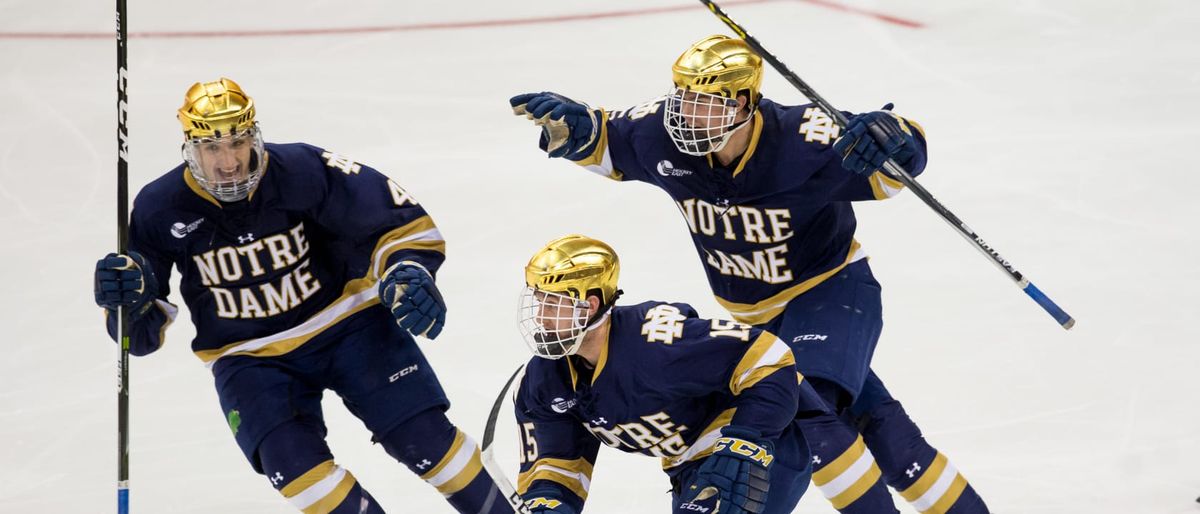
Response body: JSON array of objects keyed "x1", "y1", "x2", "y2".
[{"x1": 1, "y1": 0, "x2": 1197, "y2": 512}]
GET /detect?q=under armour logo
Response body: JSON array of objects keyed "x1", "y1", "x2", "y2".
[
  {"x1": 812, "y1": 455, "x2": 822, "y2": 466},
  {"x1": 591, "y1": 417, "x2": 607, "y2": 426},
  {"x1": 905, "y1": 462, "x2": 922, "y2": 478},
  {"x1": 416, "y1": 459, "x2": 433, "y2": 471},
  {"x1": 238, "y1": 233, "x2": 255, "y2": 244},
  {"x1": 269, "y1": 471, "x2": 285, "y2": 486}
]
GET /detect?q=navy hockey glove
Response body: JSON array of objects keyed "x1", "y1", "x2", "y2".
[
  {"x1": 510, "y1": 92, "x2": 601, "y2": 160},
  {"x1": 94, "y1": 251, "x2": 159, "y2": 319},
  {"x1": 379, "y1": 262, "x2": 446, "y2": 340},
  {"x1": 832, "y1": 103, "x2": 918, "y2": 175},
  {"x1": 523, "y1": 493, "x2": 578, "y2": 514},
  {"x1": 683, "y1": 427, "x2": 773, "y2": 514}
]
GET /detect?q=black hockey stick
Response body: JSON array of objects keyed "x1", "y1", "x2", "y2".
[
  {"x1": 699, "y1": 0, "x2": 1075, "y2": 330},
  {"x1": 115, "y1": 0, "x2": 131, "y2": 511},
  {"x1": 481, "y1": 365, "x2": 531, "y2": 514}
]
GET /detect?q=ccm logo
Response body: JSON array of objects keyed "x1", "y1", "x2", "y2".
[
  {"x1": 388, "y1": 364, "x2": 419, "y2": 383},
  {"x1": 792, "y1": 334, "x2": 828, "y2": 342},
  {"x1": 677, "y1": 503, "x2": 710, "y2": 513}
]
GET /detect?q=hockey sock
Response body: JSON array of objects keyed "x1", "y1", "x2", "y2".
[
  {"x1": 379, "y1": 408, "x2": 511, "y2": 514},
  {"x1": 853, "y1": 373, "x2": 990, "y2": 514}
]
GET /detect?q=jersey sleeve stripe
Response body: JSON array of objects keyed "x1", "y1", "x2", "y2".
[
  {"x1": 660, "y1": 407, "x2": 736, "y2": 469},
  {"x1": 517, "y1": 457, "x2": 594, "y2": 501},
  {"x1": 868, "y1": 171, "x2": 907, "y2": 200},
  {"x1": 573, "y1": 112, "x2": 623, "y2": 181},
  {"x1": 370, "y1": 215, "x2": 445, "y2": 279},
  {"x1": 730, "y1": 334, "x2": 795, "y2": 395}
]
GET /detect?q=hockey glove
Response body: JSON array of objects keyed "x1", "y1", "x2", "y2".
[
  {"x1": 510, "y1": 92, "x2": 601, "y2": 160},
  {"x1": 683, "y1": 427, "x2": 773, "y2": 514},
  {"x1": 832, "y1": 103, "x2": 918, "y2": 175},
  {"x1": 94, "y1": 251, "x2": 159, "y2": 319},
  {"x1": 379, "y1": 262, "x2": 446, "y2": 340}
]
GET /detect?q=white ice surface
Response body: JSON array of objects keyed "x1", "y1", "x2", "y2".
[{"x1": 1, "y1": 0, "x2": 1198, "y2": 512}]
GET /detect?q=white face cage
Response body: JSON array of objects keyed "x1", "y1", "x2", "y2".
[
  {"x1": 518, "y1": 287, "x2": 592, "y2": 359},
  {"x1": 183, "y1": 125, "x2": 266, "y2": 202},
  {"x1": 663, "y1": 88, "x2": 741, "y2": 156}
]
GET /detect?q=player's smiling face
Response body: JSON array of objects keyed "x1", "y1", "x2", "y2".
[{"x1": 193, "y1": 134, "x2": 254, "y2": 186}]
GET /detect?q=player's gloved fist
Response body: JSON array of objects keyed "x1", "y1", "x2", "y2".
[
  {"x1": 379, "y1": 262, "x2": 446, "y2": 340},
  {"x1": 683, "y1": 427, "x2": 772, "y2": 514},
  {"x1": 522, "y1": 494, "x2": 578, "y2": 514},
  {"x1": 510, "y1": 92, "x2": 601, "y2": 160},
  {"x1": 832, "y1": 103, "x2": 918, "y2": 175},
  {"x1": 94, "y1": 251, "x2": 158, "y2": 318}
]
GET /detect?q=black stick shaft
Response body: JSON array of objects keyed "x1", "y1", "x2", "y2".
[
  {"x1": 116, "y1": 0, "x2": 131, "y2": 511},
  {"x1": 698, "y1": 0, "x2": 1074, "y2": 329}
]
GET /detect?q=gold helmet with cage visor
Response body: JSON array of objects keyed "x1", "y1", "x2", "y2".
[
  {"x1": 177, "y1": 78, "x2": 266, "y2": 202},
  {"x1": 664, "y1": 35, "x2": 764, "y2": 156},
  {"x1": 518, "y1": 235, "x2": 622, "y2": 359}
]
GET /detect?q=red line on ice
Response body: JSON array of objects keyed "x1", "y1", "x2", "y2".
[{"x1": 0, "y1": 0, "x2": 921, "y2": 40}]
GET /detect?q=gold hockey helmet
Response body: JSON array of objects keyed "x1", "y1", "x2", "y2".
[
  {"x1": 177, "y1": 78, "x2": 266, "y2": 203},
  {"x1": 671, "y1": 34, "x2": 763, "y2": 103},
  {"x1": 177, "y1": 77, "x2": 257, "y2": 140},
  {"x1": 519, "y1": 235, "x2": 621, "y2": 359},
  {"x1": 524, "y1": 234, "x2": 620, "y2": 304}
]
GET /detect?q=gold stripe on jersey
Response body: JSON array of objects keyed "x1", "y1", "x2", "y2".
[
  {"x1": 183, "y1": 167, "x2": 222, "y2": 208},
  {"x1": 518, "y1": 457, "x2": 594, "y2": 501},
  {"x1": 729, "y1": 333, "x2": 795, "y2": 395},
  {"x1": 704, "y1": 109, "x2": 763, "y2": 179},
  {"x1": 565, "y1": 328, "x2": 611, "y2": 389},
  {"x1": 369, "y1": 215, "x2": 445, "y2": 279},
  {"x1": 868, "y1": 171, "x2": 907, "y2": 200},
  {"x1": 661, "y1": 407, "x2": 736, "y2": 469},
  {"x1": 716, "y1": 240, "x2": 864, "y2": 325},
  {"x1": 182, "y1": 153, "x2": 271, "y2": 207},
  {"x1": 194, "y1": 274, "x2": 379, "y2": 365}
]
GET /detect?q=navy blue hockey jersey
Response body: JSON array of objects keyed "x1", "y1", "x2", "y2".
[
  {"x1": 513, "y1": 301, "x2": 801, "y2": 510},
  {"x1": 569, "y1": 98, "x2": 926, "y2": 324},
  {"x1": 106, "y1": 143, "x2": 445, "y2": 365}
]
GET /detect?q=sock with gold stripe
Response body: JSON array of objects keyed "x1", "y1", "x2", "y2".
[
  {"x1": 380, "y1": 408, "x2": 513, "y2": 514},
  {"x1": 853, "y1": 380, "x2": 990, "y2": 514},
  {"x1": 258, "y1": 420, "x2": 385, "y2": 514},
  {"x1": 800, "y1": 410, "x2": 900, "y2": 514}
]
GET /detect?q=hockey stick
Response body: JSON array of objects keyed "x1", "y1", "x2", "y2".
[
  {"x1": 698, "y1": 0, "x2": 1075, "y2": 330},
  {"x1": 115, "y1": 0, "x2": 132, "y2": 512},
  {"x1": 481, "y1": 365, "x2": 531, "y2": 514}
]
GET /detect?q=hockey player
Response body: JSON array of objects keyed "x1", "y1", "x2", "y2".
[
  {"x1": 93, "y1": 78, "x2": 514, "y2": 514},
  {"x1": 514, "y1": 234, "x2": 829, "y2": 514},
  {"x1": 510, "y1": 36, "x2": 990, "y2": 514}
]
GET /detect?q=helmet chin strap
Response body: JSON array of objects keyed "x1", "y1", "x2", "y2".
[{"x1": 580, "y1": 289, "x2": 623, "y2": 335}]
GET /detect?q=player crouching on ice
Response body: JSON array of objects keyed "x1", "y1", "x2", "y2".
[
  {"x1": 512, "y1": 234, "x2": 830, "y2": 514},
  {"x1": 93, "y1": 78, "x2": 516, "y2": 513}
]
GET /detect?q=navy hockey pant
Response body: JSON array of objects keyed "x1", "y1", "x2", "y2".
[{"x1": 762, "y1": 259, "x2": 989, "y2": 514}]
